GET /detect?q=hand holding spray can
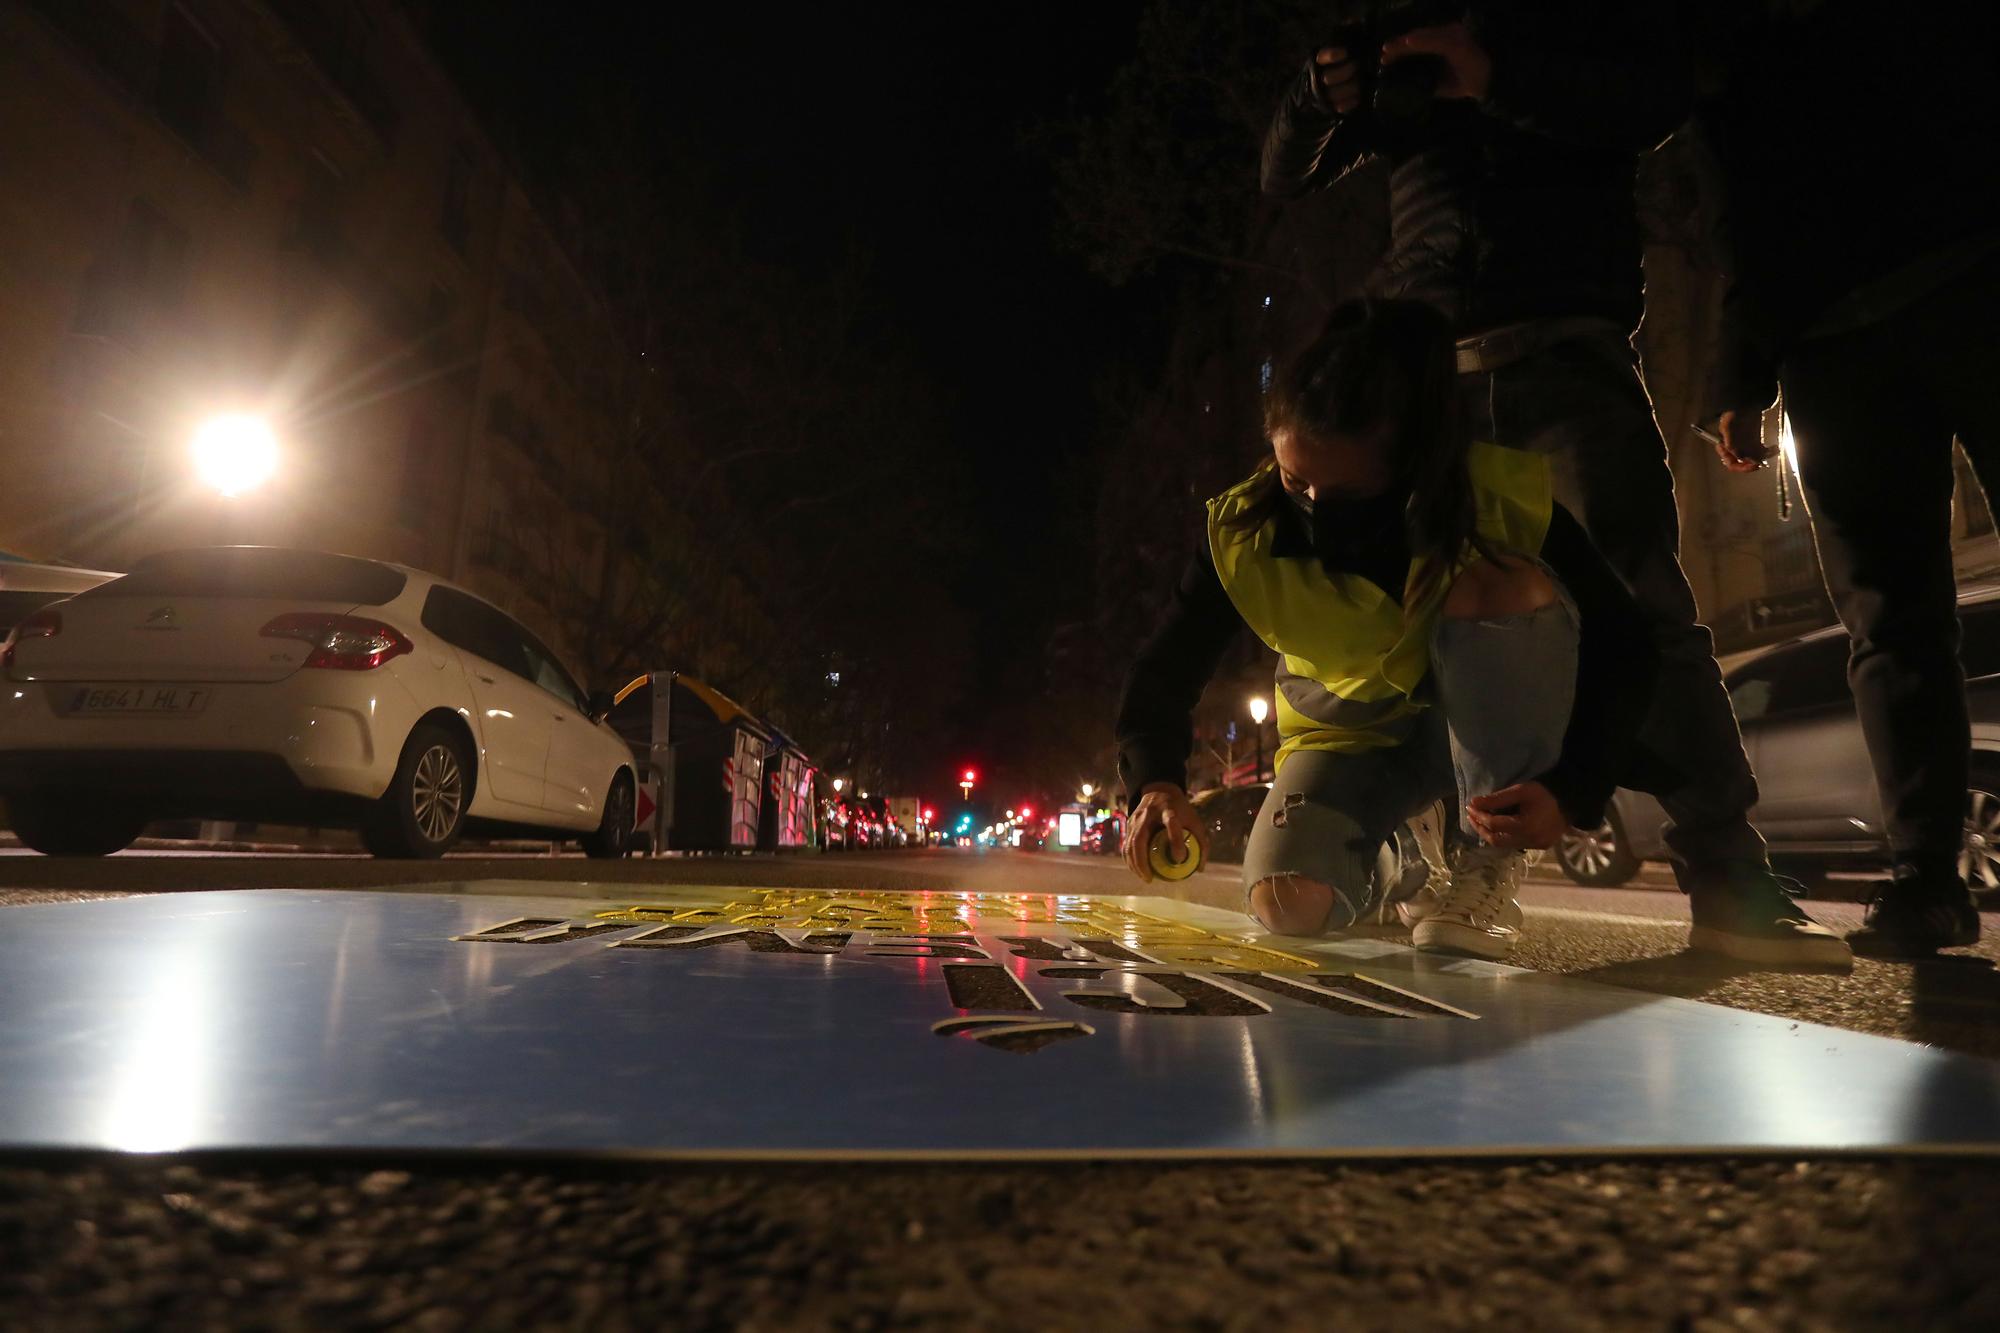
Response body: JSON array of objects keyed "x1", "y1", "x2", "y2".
[{"x1": 1147, "y1": 826, "x2": 1204, "y2": 881}]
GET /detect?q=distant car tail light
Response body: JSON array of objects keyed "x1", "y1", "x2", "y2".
[
  {"x1": 260, "y1": 613, "x2": 412, "y2": 670},
  {"x1": 2, "y1": 607, "x2": 61, "y2": 670}
]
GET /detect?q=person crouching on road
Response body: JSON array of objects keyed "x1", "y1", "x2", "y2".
[{"x1": 1115, "y1": 299, "x2": 1659, "y2": 960}]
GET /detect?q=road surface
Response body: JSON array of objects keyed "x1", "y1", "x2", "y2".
[{"x1": 2, "y1": 848, "x2": 1995, "y2": 1330}]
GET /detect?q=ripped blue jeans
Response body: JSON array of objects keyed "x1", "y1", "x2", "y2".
[{"x1": 1239, "y1": 590, "x2": 1580, "y2": 928}]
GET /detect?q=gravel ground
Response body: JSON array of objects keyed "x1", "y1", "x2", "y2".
[
  {"x1": 3, "y1": 1157, "x2": 1996, "y2": 1331},
  {"x1": 2, "y1": 852, "x2": 1997, "y2": 1330}
]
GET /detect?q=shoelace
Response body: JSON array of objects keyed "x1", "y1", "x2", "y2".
[
  {"x1": 1448, "y1": 858, "x2": 1512, "y2": 923},
  {"x1": 1769, "y1": 873, "x2": 1807, "y2": 900}
]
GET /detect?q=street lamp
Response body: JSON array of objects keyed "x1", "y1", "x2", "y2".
[
  {"x1": 1248, "y1": 695, "x2": 1270, "y2": 782},
  {"x1": 1080, "y1": 782, "x2": 1094, "y2": 800},
  {"x1": 832, "y1": 778, "x2": 845, "y2": 794},
  {"x1": 191, "y1": 414, "x2": 279, "y2": 498}
]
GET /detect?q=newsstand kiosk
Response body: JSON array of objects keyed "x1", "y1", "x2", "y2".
[
  {"x1": 755, "y1": 728, "x2": 819, "y2": 852},
  {"x1": 607, "y1": 672, "x2": 772, "y2": 854}
]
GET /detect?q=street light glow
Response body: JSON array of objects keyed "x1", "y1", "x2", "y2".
[
  {"x1": 191, "y1": 414, "x2": 279, "y2": 497},
  {"x1": 832, "y1": 778, "x2": 845, "y2": 793},
  {"x1": 1248, "y1": 695, "x2": 1269, "y2": 725},
  {"x1": 1080, "y1": 783, "x2": 1094, "y2": 799}
]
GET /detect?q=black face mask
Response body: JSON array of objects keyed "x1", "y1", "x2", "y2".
[{"x1": 1310, "y1": 484, "x2": 1406, "y2": 557}]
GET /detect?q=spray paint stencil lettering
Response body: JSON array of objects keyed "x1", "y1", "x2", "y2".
[{"x1": 452, "y1": 889, "x2": 1476, "y2": 1053}]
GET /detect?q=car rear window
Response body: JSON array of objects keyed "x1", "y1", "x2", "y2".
[
  {"x1": 0, "y1": 589, "x2": 63, "y2": 634},
  {"x1": 84, "y1": 549, "x2": 406, "y2": 605}
]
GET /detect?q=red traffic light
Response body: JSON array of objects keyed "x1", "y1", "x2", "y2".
[
  {"x1": 1020, "y1": 804, "x2": 1033, "y2": 818},
  {"x1": 923, "y1": 807, "x2": 937, "y2": 821},
  {"x1": 962, "y1": 769, "x2": 977, "y2": 782}
]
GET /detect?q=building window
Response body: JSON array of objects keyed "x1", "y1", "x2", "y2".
[
  {"x1": 441, "y1": 147, "x2": 473, "y2": 255},
  {"x1": 72, "y1": 201, "x2": 190, "y2": 340},
  {"x1": 1763, "y1": 523, "x2": 1821, "y2": 595},
  {"x1": 283, "y1": 149, "x2": 344, "y2": 262},
  {"x1": 398, "y1": 417, "x2": 431, "y2": 530},
  {"x1": 427, "y1": 280, "x2": 455, "y2": 329},
  {"x1": 267, "y1": 0, "x2": 397, "y2": 141},
  {"x1": 155, "y1": 6, "x2": 219, "y2": 147}
]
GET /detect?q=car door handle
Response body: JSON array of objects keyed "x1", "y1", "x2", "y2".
[{"x1": 476, "y1": 673, "x2": 496, "y2": 685}]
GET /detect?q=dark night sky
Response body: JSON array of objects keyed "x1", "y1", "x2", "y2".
[{"x1": 428, "y1": 2, "x2": 1153, "y2": 783}]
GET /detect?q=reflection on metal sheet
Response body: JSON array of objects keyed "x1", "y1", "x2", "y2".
[{"x1": 0, "y1": 885, "x2": 1997, "y2": 1158}]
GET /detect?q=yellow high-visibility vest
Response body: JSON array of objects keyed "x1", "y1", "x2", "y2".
[{"x1": 1207, "y1": 442, "x2": 1554, "y2": 771}]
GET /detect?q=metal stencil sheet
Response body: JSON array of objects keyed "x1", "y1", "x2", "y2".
[{"x1": 1, "y1": 885, "x2": 1996, "y2": 1158}]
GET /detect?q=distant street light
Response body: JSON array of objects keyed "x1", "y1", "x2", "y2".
[
  {"x1": 832, "y1": 778, "x2": 845, "y2": 793},
  {"x1": 1248, "y1": 696, "x2": 1270, "y2": 782},
  {"x1": 191, "y1": 414, "x2": 279, "y2": 497},
  {"x1": 1080, "y1": 782, "x2": 1094, "y2": 800}
]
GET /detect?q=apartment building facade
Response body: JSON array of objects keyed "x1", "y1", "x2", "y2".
[{"x1": 0, "y1": 0, "x2": 628, "y2": 671}]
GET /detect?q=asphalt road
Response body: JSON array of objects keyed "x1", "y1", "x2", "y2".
[{"x1": 3, "y1": 848, "x2": 1998, "y2": 1331}]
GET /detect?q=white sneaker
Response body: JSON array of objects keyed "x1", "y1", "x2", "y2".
[
  {"x1": 1386, "y1": 802, "x2": 1451, "y2": 927},
  {"x1": 1410, "y1": 846, "x2": 1527, "y2": 960}
]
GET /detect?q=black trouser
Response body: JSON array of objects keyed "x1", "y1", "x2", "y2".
[
  {"x1": 1779, "y1": 254, "x2": 2000, "y2": 870},
  {"x1": 1461, "y1": 332, "x2": 1768, "y2": 875}
]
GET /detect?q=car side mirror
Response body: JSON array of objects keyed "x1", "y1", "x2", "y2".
[{"x1": 586, "y1": 689, "x2": 615, "y2": 721}]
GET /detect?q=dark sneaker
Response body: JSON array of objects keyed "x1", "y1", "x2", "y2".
[
  {"x1": 1686, "y1": 864, "x2": 1852, "y2": 968},
  {"x1": 1848, "y1": 866, "x2": 1981, "y2": 958}
]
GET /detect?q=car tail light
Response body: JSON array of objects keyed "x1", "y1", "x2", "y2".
[
  {"x1": 260, "y1": 613, "x2": 413, "y2": 670},
  {"x1": 2, "y1": 607, "x2": 61, "y2": 670}
]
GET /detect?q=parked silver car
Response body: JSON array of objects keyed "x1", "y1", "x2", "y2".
[{"x1": 1556, "y1": 584, "x2": 2000, "y2": 903}]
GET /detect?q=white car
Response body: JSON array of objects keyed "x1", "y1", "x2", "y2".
[{"x1": 0, "y1": 547, "x2": 637, "y2": 859}]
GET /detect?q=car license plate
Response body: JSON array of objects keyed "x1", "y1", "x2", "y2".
[{"x1": 64, "y1": 686, "x2": 212, "y2": 716}]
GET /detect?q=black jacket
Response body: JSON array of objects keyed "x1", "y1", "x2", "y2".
[
  {"x1": 1261, "y1": 2, "x2": 1689, "y2": 335},
  {"x1": 1691, "y1": 0, "x2": 2000, "y2": 417},
  {"x1": 1114, "y1": 497, "x2": 1660, "y2": 829}
]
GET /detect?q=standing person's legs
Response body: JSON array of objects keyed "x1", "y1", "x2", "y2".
[
  {"x1": 1786, "y1": 329, "x2": 1963, "y2": 867},
  {"x1": 1464, "y1": 333, "x2": 1765, "y2": 874},
  {"x1": 1464, "y1": 331, "x2": 1848, "y2": 965},
  {"x1": 1793, "y1": 261, "x2": 2000, "y2": 952}
]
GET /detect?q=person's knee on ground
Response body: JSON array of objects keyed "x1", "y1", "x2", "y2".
[
  {"x1": 1442, "y1": 555, "x2": 1559, "y2": 621},
  {"x1": 1248, "y1": 872, "x2": 1338, "y2": 935}
]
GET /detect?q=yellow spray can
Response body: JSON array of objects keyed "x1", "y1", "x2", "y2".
[{"x1": 1147, "y1": 827, "x2": 1203, "y2": 881}]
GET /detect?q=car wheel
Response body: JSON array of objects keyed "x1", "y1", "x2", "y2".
[
  {"x1": 5, "y1": 796, "x2": 146, "y2": 857},
  {"x1": 367, "y1": 723, "x2": 472, "y2": 859},
  {"x1": 583, "y1": 772, "x2": 634, "y2": 860},
  {"x1": 1962, "y1": 765, "x2": 2000, "y2": 905},
  {"x1": 1556, "y1": 808, "x2": 1641, "y2": 887}
]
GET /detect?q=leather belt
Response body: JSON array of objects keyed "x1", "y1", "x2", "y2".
[{"x1": 1453, "y1": 317, "x2": 1626, "y2": 375}]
